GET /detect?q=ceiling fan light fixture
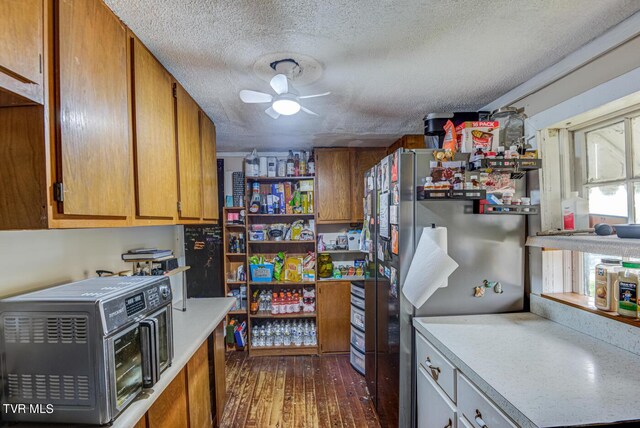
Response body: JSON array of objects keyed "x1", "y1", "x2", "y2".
[{"x1": 272, "y1": 98, "x2": 301, "y2": 116}]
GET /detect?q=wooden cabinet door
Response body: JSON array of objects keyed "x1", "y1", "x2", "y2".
[
  {"x1": 316, "y1": 148, "x2": 351, "y2": 222},
  {"x1": 187, "y1": 341, "x2": 213, "y2": 428},
  {"x1": 318, "y1": 281, "x2": 351, "y2": 353},
  {"x1": 200, "y1": 113, "x2": 218, "y2": 221},
  {"x1": 0, "y1": 0, "x2": 43, "y2": 104},
  {"x1": 131, "y1": 38, "x2": 177, "y2": 218},
  {"x1": 350, "y1": 147, "x2": 385, "y2": 222},
  {"x1": 147, "y1": 368, "x2": 189, "y2": 428},
  {"x1": 56, "y1": 0, "x2": 130, "y2": 216},
  {"x1": 176, "y1": 84, "x2": 202, "y2": 219}
]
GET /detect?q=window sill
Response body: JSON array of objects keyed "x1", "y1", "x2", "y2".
[
  {"x1": 542, "y1": 292, "x2": 640, "y2": 328},
  {"x1": 526, "y1": 234, "x2": 640, "y2": 258}
]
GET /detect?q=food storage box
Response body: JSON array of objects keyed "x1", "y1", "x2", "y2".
[
  {"x1": 250, "y1": 263, "x2": 274, "y2": 282},
  {"x1": 456, "y1": 121, "x2": 500, "y2": 152}
]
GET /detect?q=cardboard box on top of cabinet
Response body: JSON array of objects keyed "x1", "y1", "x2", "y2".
[{"x1": 456, "y1": 121, "x2": 500, "y2": 152}]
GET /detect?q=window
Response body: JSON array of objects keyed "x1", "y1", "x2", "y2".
[{"x1": 571, "y1": 111, "x2": 640, "y2": 297}]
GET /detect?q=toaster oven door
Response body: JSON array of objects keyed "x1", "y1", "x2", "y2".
[
  {"x1": 147, "y1": 306, "x2": 173, "y2": 373},
  {"x1": 108, "y1": 323, "x2": 144, "y2": 416}
]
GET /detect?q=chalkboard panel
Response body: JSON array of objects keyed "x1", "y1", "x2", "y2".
[{"x1": 184, "y1": 225, "x2": 224, "y2": 298}]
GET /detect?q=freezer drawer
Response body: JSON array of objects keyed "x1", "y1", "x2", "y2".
[
  {"x1": 416, "y1": 331, "x2": 456, "y2": 403},
  {"x1": 417, "y1": 365, "x2": 456, "y2": 428},
  {"x1": 351, "y1": 293, "x2": 365, "y2": 310},
  {"x1": 457, "y1": 373, "x2": 515, "y2": 428},
  {"x1": 351, "y1": 282, "x2": 365, "y2": 299},
  {"x1": 350, "y1": 305, "x2": 365, "y2": 330},
  {"x1": 350, "y1": 324, "x2": 365, "y2": 351},
  {"x1": 350, "y1": 344, "x2": 365, "y2": 375}
]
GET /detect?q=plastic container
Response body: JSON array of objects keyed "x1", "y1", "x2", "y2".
[
  {"x1": 562, "y1": 192, "x2": 589, "y2": 230},
  {"x1": 250, "y1": 263, "x2": 275, "y2": 282},
  {"x1": 595, "y1": 258, "x2": 621, "y2": 311},
  {"x1": 617, "y1": 262, "x2": 640, "y2": 318},
  {"x1": 490, "y1": 107, "x2": 525, "y2": 148}
]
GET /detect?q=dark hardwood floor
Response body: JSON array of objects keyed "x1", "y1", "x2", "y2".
[{"x1": 220, "y1": 352, "x2": 380, "y2": 428}]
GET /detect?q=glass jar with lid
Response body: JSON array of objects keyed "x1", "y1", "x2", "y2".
[
  {"x1": 617, "y1": 261, "x2": 640, "y2": 318},
  {"x1": 317, "y1": 253, "x2": 333, "y2": 279},
  {"x1": 490, "y1": 107, "x2": 525, "y2": 149}
]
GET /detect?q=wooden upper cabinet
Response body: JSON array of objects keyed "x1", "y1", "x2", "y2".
[
  {"x1": 0, "y1": 0, "x2": 44, "y2": 105},
  {"x1": 318, "y1": 281, "x2": 351, "y2": 353},
  {"x1": 175, "y1": 83, "x2": 202, "y2": 219},
  {"x1": 131, "y1": 37, "x2": 177, "y2": 218},
  {"x1": 200, "y1": 112, "x2": 218, "y2": 221},
  {"x1": 316, "y1": 148, "x2": 352, "y2": 223},
  {"x1": 56, "y1": 0, "x2": 130, "y2": 217},
  {"x1": 350, "y1": 147, "x2": 385, "y2": 222}
]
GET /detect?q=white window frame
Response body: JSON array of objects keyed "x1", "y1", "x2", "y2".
[{"x1": 568, "y1": 109, "x2": 640, "y2": 296}]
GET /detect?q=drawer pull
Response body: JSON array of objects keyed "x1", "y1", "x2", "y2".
[
  {"x1": 444, "y1": 418, "x2": 452, "y2": 428},
  {"x1": 425, "y1": 356, "x2": 441, "y2": 380},
  {"x1": 475, "y1": 410, "x2": 488, "y2": 428}
]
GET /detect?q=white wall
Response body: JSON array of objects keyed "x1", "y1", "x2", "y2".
[{"x1": 0, "y1": 226, "x2": 184, "y2": 299}]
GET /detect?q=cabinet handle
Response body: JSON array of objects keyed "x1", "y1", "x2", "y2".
[
  {"x1": 475, "y1": 410, "x2": 488, "y2": 428},
  {"x1": 444, "y1": 418, "x2": 452, "y2": 428},
  {"x1": 425, "y1": 356, "x2": 440, "y2": 380}
]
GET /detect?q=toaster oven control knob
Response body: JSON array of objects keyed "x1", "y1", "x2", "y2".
[{"x1": 159, "y1": 285, "x2": 171, "y2": 300}]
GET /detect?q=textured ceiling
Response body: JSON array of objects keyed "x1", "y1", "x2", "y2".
[{"x1": 105, "y1": 0, "x2": 640, "y2": 152}]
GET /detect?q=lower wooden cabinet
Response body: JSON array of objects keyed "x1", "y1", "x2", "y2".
[
  {"x1": 141, "y1": 323, "x2": 226, "y2": 428},
  {"x1": 147, "y1": 368, "x2": 189, "y2": 428},
  {"x1": 318, "y1": 281, "x2": 352, "y2": 353},
  {"x1": 187, "y1": 341, "x2": 213, "y2": 428}
]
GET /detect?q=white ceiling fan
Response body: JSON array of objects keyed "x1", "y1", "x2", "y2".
[{"x1": 239, "y1": 74, "x2": 330, "y2": 119}]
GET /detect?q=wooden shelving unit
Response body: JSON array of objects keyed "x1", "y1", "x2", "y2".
[
  {"x1": 245, "y1": 175, "x2": 319, "y2": 356},
  {"x1": 222, "y1": 207, "x2": 248, "y2": 352}
]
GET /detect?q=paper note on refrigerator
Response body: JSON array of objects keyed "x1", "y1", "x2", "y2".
[{"x1": 402, "y1": 226, "x2": 459, "y2": 308}]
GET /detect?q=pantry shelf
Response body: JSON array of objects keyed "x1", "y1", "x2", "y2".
[
  {"x1": 226, "y1": 281, "x2": 247, "y2": 285},
  {"x1": 526, "y1": 235, "x2": 640, "y2": 258},
  {"x1": 248, "y1": 213, "x2": 315, "y2": 218},
  {"x1": 250, "y1": 311, "x2": 317, "y2": 319},
  {"x1": 226, "y1": 253, "x2": 246, "y2": 257},
  {"x1": 318, "y1": 276, "x2": 365, "y2": 281},
  {"x1": 249, "y1": 345, "x2": 318, "y2": 357},
  {"x1": 249, "y1": 281, "x2": 316, "y2": 286},
  {"x1": 224, "y1": 223, "x2": 246, "y2": 228},
  {"x1": 247, "y1": 176, "x2": 315, "y2": 181},
  {"x1": 228, "y1": 310, "x2": 248, "y2": 316},
  {"x1": 248, "y1": 240, "x2": 315, "y2": 245},
  {"x1": 317, "y1": 249, "x2": 364, "y2": 254}
]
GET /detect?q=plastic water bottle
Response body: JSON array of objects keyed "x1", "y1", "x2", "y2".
[
  {"x1": 283, "y1": 321, "x2": 292, "y2": 346},
  {"x1": 309, "y1": 321, "x2": 317, "y2": 346},
  {"x1": 274, "y1": 322, "x2": 283, "y2": 346}
]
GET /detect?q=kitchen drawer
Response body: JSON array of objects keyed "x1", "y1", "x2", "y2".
[
  {"x1": 458, "y1": 416, "x2": 474, "y2": 428},
  {"x1": 350, "y1": 305, "x2": 365, "y2": 330},
  {"x1": 351, "y1": 293, "x2": 365, "y2": 310},
  {"x1": 416, "y1": 332, "x2": 456, "y2": 403},
  {"x1": 350, "y1": 324, "x2": 365, "y2": 351},
  {"x1": 350, "y1": 344, "x2": 365, "y2": 375},
  {"x1": 417, "y1": 365, "x2": 456, "y2": 428},
  {"x1": 457, "y1": 373, "x2": 516, "y2": 428},
  {"x1": 350, "y1": 283, "x2": 365, "y2": 299}
]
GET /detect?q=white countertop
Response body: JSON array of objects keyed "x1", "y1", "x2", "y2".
[
  {"x1": 413, "y1": 312, "x2": 640, "y2": 428},
  {"x1": 113, "y1": 297, "x2": 235, "y2": 428}
]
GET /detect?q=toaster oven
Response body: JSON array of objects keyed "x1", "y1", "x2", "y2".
[{"x1": 0, "y1": 276, "x2": 174, "y2": 425}]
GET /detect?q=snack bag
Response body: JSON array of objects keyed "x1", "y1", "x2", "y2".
[
  {"x1": 272, "y1": 252, "x2": 285, "y2": 281},
  {"x1": 284, "y1": 257, "x2": 303, "y2": 282},
  {"x1": 442, "y1": 120, "x2": 458, "y2": 152}
]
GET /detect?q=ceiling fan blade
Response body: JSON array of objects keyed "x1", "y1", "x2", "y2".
[
  {"x1": 300, "y1": 106, "x2": 318, "y2": 116},
  {"x1": 239, "y1": 90, "x2": 273, "y2": 103},
  {"x1": 298, "y1": 92, "x2": 331, "y2": 99},
  {"x1": 265, "y1": 106, "x2": 280, "y2": 119},
  {"x1": 270, "y1": 74, "x2": 289, "y2": 95}
]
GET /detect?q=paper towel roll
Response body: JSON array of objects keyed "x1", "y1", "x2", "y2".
[
  {"x1": 402, "y1": 226, "x2": 458, "y2": 308},
  {"x1": 259, "y1": 157, "x2": 268, "y2": 177}
]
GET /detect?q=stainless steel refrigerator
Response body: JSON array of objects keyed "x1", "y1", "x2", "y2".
[{"x1": 362, "y1": 149, "x2": 526, "y2": 428}]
